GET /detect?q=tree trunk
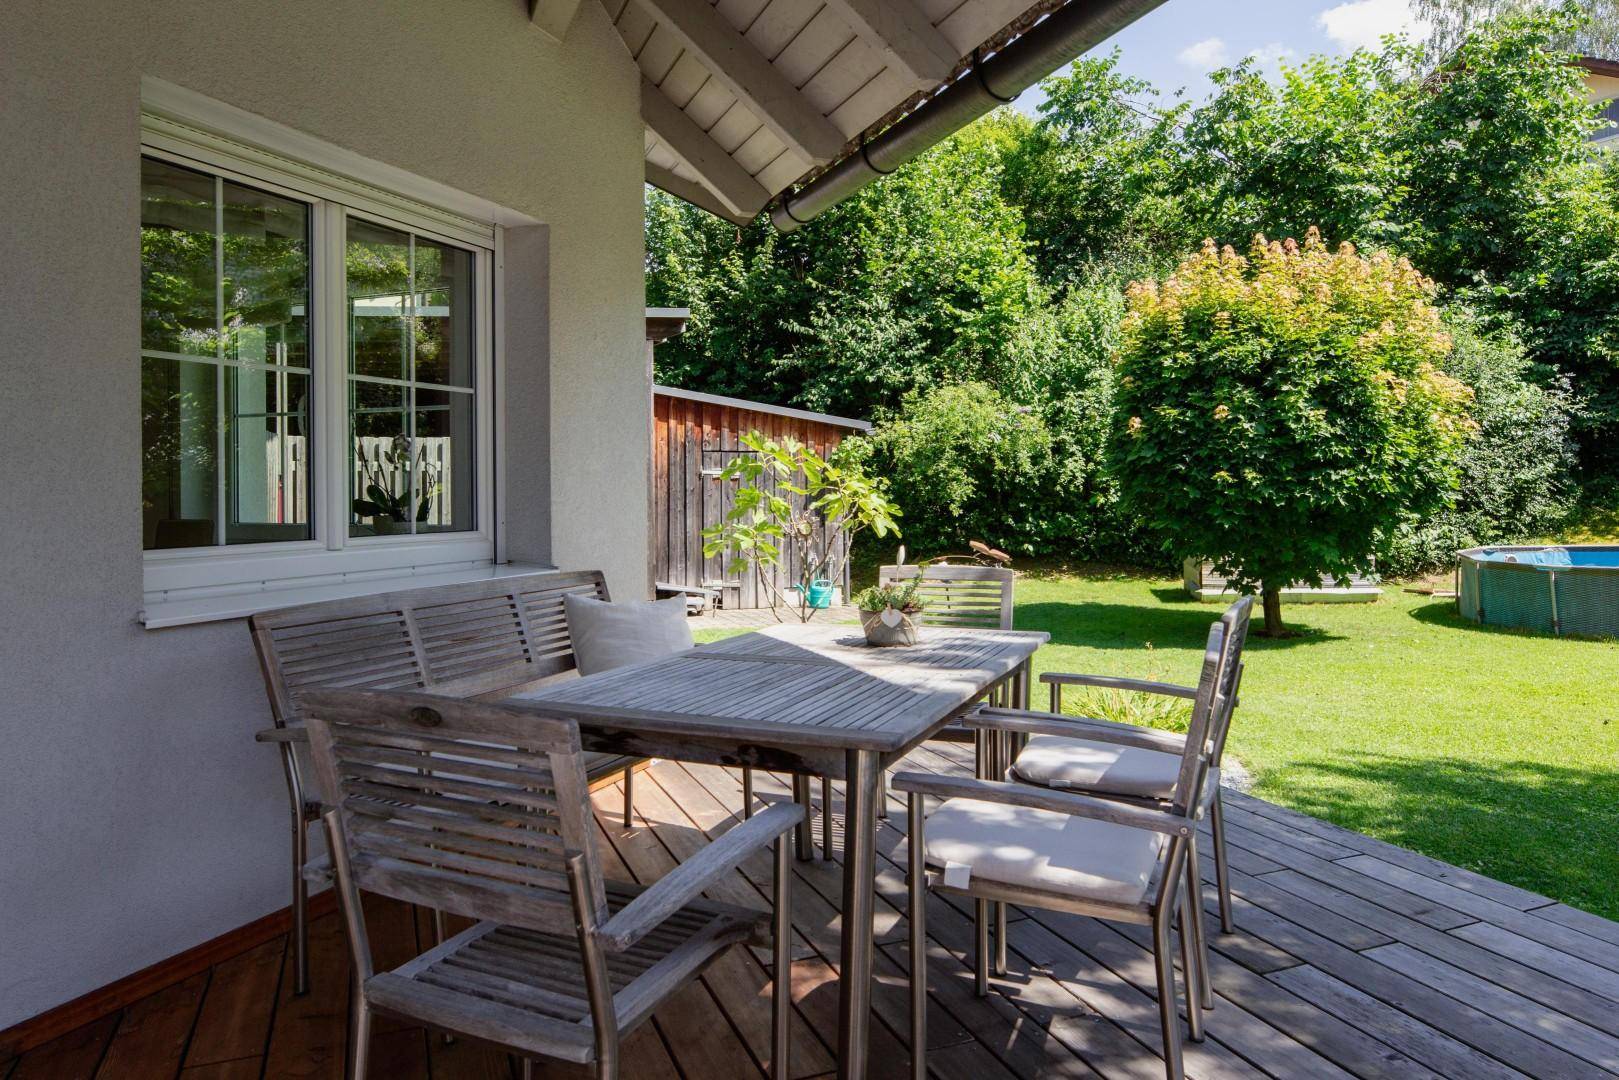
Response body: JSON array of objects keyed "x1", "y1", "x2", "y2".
[{"x1": 1261, "y1": 584, "x2": 1285, "y2": 637}]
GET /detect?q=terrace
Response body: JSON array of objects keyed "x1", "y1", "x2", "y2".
[{"x1": 11, "y1": 749, "x2": 1619, "y2": 1079}]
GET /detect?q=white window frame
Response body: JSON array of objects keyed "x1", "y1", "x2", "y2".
[{"x1": 138, "y1": 82, "x2": 536, "y2": 627}]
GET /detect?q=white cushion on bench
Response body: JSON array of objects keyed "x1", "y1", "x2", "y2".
[
  {"x1": 564, "y1": 593, "x2": 694, "y2": 675},
  {"x1": 923, "y1": 798, "x2": 1164, "y2": 906}
]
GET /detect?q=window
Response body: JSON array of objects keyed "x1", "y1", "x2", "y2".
[
  {"x1": 141, "y1": 157, "x2": 314, "y2": 549},
  {"x1": 139, "y1": 123, "x2": 501, "y2": 624}
]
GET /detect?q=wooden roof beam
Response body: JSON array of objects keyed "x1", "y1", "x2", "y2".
[
  {"x1": 821, "y1": 0, "x2": 958, "y2": 90},
  {"x1": 631, "y1": 0, "x2": 847, "y2": 163},
  {"x1": 642, "y1": 77, "x2": 771, "y2": 220},
  {"x1": 646, "y1": 164, "x2": 758, "y2": 226},
  {"x1": 529, "y1": 0, "x2": 585, "y2": 42}
]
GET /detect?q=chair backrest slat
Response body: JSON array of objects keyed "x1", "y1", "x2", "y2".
[
  {"x1": 878, "y1": 564, "x2": 1014, "y2": 630},
  {"x1": 300, "y1": 688, "x2": 605, "y2": 934},
  {"x1": 251, "y1": 570, "x2": 611, "y2": 726},
  {"x1": 1170, "y1": 621, "x2": 1227, "y2": 817},
  {"x1": 1207, "y1": 596, "x2": 1253, "y2": 766}
]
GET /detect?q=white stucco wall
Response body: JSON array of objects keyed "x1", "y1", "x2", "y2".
[{"x1": 0, "y1": 0, "x2": 649, "y2": 1029}]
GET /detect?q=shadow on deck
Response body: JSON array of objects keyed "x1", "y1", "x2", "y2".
[{"x1": 10, "y1": 745, "x2": 1619, "y2": 1079}]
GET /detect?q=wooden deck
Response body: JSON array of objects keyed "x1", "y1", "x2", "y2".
[{"x1": 11, "y1": 743, "x2": 1619, "y2": 1080}]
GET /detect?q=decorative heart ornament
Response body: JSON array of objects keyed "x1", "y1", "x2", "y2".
[{"x1": 879, "y1": 606, "x2": 905, "y2": 628}]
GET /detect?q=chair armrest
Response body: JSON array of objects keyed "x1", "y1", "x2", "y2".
[
  {"x1": 255, "y1": 726, "x2": 307, "y2": 744},
  {"x1": 596, "y1": 801, "x2": 804, "y2": 952},
  {"x1": 1039, "y1": 673, "x2": 1198, "y2": 700},
  {"x1": 889, "y1": 773, "x2": 1192, "y2": 837},
  {"x1": 966, "y1": 707, "x2": 1187, "y2": 755}
]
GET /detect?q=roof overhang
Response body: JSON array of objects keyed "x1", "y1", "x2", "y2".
[{"x1": 587, "y1": 0, "x2": 1166, "y2": 230}]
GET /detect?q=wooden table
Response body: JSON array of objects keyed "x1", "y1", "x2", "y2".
[{"x1": 507, "y1": 622, "x2": 1047, "y2": 1079}]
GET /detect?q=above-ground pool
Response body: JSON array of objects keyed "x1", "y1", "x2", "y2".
[{"x1": 1458, "y1": 546, "x2": 1619, "y2": 637}]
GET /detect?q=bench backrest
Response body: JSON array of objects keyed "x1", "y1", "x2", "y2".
[
  {"x1": 250, "y1": 570, "x2": 611, "y2": 727},
  {"x1": 877, "y1": 564, "x2": 1014, "y2": 630}
]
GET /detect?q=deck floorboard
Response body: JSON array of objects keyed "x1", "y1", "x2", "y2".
[{"x1": 15, "y1": 756, "x2": 1619, "y2": 1079}]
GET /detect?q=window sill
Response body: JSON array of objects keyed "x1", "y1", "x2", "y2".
[{"x1": 139, "y1": 561, "x2": 557, "y2": 629}]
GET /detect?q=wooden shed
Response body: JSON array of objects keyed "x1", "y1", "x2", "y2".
[{"x1": 648, "y1": 313, "x2": 871, "y2": 609}]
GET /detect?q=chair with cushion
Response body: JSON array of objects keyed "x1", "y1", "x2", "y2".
[
  {"x1": 1013, "y1": 595, "x2": 1251, "y2": 938},
  {"x1": 250, "y1": 570, "x2": 651, "y2": 996},
  {"x1": 299, "y1": 687, "x2": 801, "y2": 1080},
  {"x1": 893, "y1": 619, "x2": 1229, "y2": 1080}
]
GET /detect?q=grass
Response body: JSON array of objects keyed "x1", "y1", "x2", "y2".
[{"x1": 703, "y1": 567, "x2": 1619, "y2": 920}]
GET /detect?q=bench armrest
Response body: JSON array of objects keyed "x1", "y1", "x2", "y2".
[
  {"x1": 889, "y1": 773, "x2": 1191, "y2": 837},
  {"x1": 1039, "y1": 672, "x2": 1199, "y2": 700},
  {"x1": 966, "y1": 707, "x2": 1187, "y2": 755},
  {"x1": 596, "y1": 801, "x2": 804, "y2": 952}
]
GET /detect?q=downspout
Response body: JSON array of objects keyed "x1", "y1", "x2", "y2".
[{"x1": 771, "y1": 0, "x2": 1169, "y2": 233}]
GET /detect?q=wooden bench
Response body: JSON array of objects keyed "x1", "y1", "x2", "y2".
[{"x1": 249, "y1": 569, "x2": 646, "y2": 996}]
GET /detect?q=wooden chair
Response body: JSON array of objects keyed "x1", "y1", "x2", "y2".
[
  {"x1": 250, "y1": 570, "x2": 647, "y2": 996},
  {"x1": 893, "y1": 620, "x2": 1229, "y2": 1080},
  {"x1": 299, "y1": 688, "x2": 801, "y2": 1080},
  {"x1": 739, "y1": 564, "x2": 1016, "y2": 863},
  {"x1": 1019, "y1": 596, "x2": 1252, "y2": 937}
]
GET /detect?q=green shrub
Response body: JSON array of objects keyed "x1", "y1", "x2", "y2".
[
  {"x1": 1384, "y1": 316, "x2": 1578, "y2": 575},
  {"x1": 1112, "y1": 232, "x2": 1476, "y2": 634}
]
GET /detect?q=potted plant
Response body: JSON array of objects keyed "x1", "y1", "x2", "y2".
[
  {"x1": 351, "y1": 435, "x2": 442, "y2": 534},
  {"x1": 703, "y1": 431, "x2": 900, "y2": 623},
  {"x1": 852, "y1": 579, "x2": 925, "y2": 647}
]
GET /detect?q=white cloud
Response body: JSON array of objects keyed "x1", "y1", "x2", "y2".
[
  {"x1": 1247, "y1": 42, "x2": 1297, "y2": 69},
  {"x1": 1317, "y1": 0, "x2": 1427, "y2": 51},
  {"x1": 1177, "y1": 37, "x2": 1231, "y2": 68}
]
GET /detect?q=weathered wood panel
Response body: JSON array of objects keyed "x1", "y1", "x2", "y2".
[{"x1": 651, "y1": 390, "x2": 864, "y2": 609}]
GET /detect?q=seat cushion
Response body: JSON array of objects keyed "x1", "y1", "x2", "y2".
[
  {"x1": 564, "y1": 593, "x2": 694, "y2": 675},
  {"x1": 1013, "y1": 734, "x2": 1183, "y2": 799},
  {"x1": 923, "y1": 798, "x2": 1165, "y2": 906}
]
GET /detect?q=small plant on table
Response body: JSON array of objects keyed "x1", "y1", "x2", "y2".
[{"x1": 852, "y1": 579, "x2": 926, "y2": 647}]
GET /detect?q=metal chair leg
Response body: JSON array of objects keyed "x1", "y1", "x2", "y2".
[
  {"x1": 1186, "y1": 840, "x2": 1213, "y2": 1008},
  {"x1": 908, "y1": 792, "x2": 927, "y2": 1080},
  {"x1": 993, "y1": 901, "x2": 1008, "y2": 975},
  {"x1": 519, "y1": 1060, "x2": 534, "y2": 1080},
  {"x1": 772, "y1": 831, "x2": 793, "y2": 1080},
  {"x1": 742, "y1": 766, "x2": 754, "y2": 819},
  {"x1": 1153, "y1": 906, "x2": 1185, "y2": 1080},
  {"x1": 622, "y1": 765, "x2": 634, "y2": 829},
  {"x1": 346, "y1": 993, "x2": 372, "y2": 1080},
  {"x1": 821, "y1": 775, "x2": 835, "y2": 861},
  {"x1": 1211, "y1": 789, "x2": 1235, "y2": 934},
  {"x1": 974, "y1": 898, "x2": 990, "y2": 997},
  {"x1": 876, "y1": 769, "x2": 889, "y2": 820},
  {"x1": 792, "y1": 774, "x2": 815, "y2": 862},
  {"x1": 1179, "y1": 888, "x2": 1204, "y2": 1042},
  {"x1": 291, "y1": 809, "x2": 309, "y2": 997}
]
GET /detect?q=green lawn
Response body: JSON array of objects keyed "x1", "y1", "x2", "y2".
[{"x1": 704, "y1": 569, "x2": 1619, "y2": 920}]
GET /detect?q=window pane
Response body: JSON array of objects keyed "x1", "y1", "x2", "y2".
[
  {"x1": 226, "y1": 368, "x2": 311, "y2": 544},
  {"x1": 141, "y1": 158, "x2": 218, "y2": 357},
  {"x1": 413, "y1": 239, "x2": 474, "y2": 387},
  {"x1": 222, "y1": 181, "x2": 310, "y2": 369},
  {"x1": 415, "y1": 389, "x2": 475, "y2": 533},
  {"x1": 350, "y1": 381, "x2": 410, "y2": 536},
  {"x1": 143, "y1": 356, "x2": 218, "y2": 549},
  {"x1": 347, "y1": 219, "x2": 410, "y2": 381}
]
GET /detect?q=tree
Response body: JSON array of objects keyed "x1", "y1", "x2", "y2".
[
  {"x1": 1398, "y1": 4, "x2": 1596, "y2": 290},
  {"x1": 1111, "y1": 232, "x2": 1476, "y2": 635},
  {"x1": 1415, "y1": 0, "x2": 1619, "y2": 60}
]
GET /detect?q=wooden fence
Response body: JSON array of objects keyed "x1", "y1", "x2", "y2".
[{"x1": 651, "y1": 385, "x2": 869, "y2": 609}]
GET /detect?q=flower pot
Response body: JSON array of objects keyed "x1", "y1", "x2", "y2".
[{"x1": 859, "y1": 606, "x2": 919, "y2": 647}]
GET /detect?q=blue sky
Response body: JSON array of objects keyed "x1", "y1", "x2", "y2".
[{"x1": 1013, "y1": 0, "x2": 1427, "y2": 115}]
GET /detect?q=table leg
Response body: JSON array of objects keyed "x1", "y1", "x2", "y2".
[
  {"x1": 837, "y1": 749, "x2": 879, "y2": 1080},
  {"x1": 793, "y1": 774, "x2": 815, "y2": 863}
]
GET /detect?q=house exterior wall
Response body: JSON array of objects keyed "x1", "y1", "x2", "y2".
[
  {"x1": 1587, "y1": 70, "x2": 1619, "y2": 147},
  {"x1": 0, "y1": 0, "x2": 647, "y2": 1030}
]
